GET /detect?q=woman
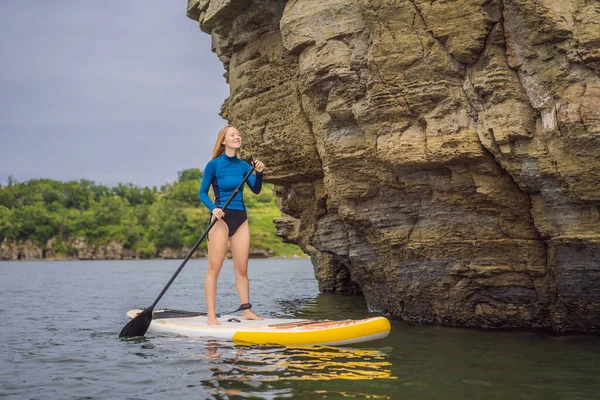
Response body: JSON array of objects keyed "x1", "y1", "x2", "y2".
[{"x1": 198, "y1": 125, "x2": 265, "y2": 325}]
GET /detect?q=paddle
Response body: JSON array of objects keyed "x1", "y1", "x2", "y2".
[{"x1": 119, "y1": 163, "x2": 257, "y2": 338}]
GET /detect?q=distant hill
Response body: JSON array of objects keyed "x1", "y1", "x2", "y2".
[{"x1": 0, "y1": 170, "x2": 305, "y2": 260}]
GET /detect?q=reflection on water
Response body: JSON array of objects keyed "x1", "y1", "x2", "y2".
[
  {"x1": 181, "y1": 340, "x2": 395, "y2": 398},
  {"x1": 148, "y1": 289, "x2": 395, "y2": 399}
]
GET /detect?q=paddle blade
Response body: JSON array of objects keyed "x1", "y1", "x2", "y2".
[{"x1": 119, "y1": 307, "x2": 153, "y2": 338}]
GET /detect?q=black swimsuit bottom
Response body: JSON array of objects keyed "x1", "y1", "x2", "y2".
[{"x1": 211, "y1": 209, "x2": 248, "y2": 237}]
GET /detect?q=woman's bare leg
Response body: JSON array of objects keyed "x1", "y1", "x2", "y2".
[
  {"x1": 206, "y1": 219, "x2": 229, "y2": 325},
  {"x1": 229, "y1": 221, "x2": 262, "y2": 320}
]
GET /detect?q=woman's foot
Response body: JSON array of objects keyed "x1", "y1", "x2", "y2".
[
  {"x1": 207, "y1": 314, "x2": 220, "y2": 325},
  {"x1": 242, "y1": 309, "x2": 263, "y2": 320}
]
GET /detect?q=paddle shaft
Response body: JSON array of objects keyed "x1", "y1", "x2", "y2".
[{"x1": 149, "y1": 164, "x2": 256, "y2": 309}]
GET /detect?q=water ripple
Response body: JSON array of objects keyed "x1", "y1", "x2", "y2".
[{"x1": 1, "y1": 259, "x2": 600, "y2": 400}]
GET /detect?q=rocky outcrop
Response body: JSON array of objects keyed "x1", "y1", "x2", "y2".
[
  {"x1": 0, "y1": 239, "x2": 45, "y2": 260},
  {"x1": 0, "y1": 237, "x2": 274, "y2": 261},
  {"x1": 0, "y1": 238, "x2": 207, "y2": 261},
  {"x1": 187, "y1": 0, "x2": 600, "y2": 331}
]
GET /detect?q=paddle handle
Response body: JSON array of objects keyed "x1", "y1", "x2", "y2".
[{"x1": 150, "y1": 164, "x2": 256, "y2": 308}]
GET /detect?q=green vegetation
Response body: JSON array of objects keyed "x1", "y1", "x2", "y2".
[{"x1": 0, "y1": 171, "x2": 304, "y2": 258}]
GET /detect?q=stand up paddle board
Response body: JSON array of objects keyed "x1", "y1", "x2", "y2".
[{"x1": 125, "y1": 309, "x2": 391, "y2": 346}]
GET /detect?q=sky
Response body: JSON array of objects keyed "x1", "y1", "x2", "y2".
[{"x1": 0, "y1": 1, "x2": 229, "y2": 188}]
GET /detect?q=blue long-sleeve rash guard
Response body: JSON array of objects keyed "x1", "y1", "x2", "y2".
[{"x1": 198, "y1": 153, "x2": 263, "y2": 211}]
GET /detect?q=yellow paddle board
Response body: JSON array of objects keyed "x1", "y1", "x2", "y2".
[{"x1": 125, "y1": 309, "x2": 391, "y2": 346}]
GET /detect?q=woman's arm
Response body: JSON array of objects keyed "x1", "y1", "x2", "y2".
[
  {"x1": 245, "y1": 161, "x2": 263, "y2": 194},
  {"x1": 198, "y1": 161, "x2": 217, "y2": 211}
]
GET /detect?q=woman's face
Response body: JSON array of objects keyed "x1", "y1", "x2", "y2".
[{"x1": 222, "y1": 127, "x2": 241, "y2": 150}]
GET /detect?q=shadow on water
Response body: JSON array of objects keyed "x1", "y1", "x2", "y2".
[{"x1": 274, "y1": 292, "x2": 372, "y2": 321}]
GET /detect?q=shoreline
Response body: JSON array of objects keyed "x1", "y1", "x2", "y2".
[
  {"x1": 0, "y1": 238, "x2": 308, "y2": 262},
  {"x1": 0, "y1": 255, "x2": 310, "y2": 262}
]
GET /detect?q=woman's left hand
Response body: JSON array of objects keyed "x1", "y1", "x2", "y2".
[{"x1": 253, "y1": 160, "x2": 265, "y2": 173}]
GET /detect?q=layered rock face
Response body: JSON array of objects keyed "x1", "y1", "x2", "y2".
[{"x1": 187, "y1": 0, "x2": 600, "y2": 331}]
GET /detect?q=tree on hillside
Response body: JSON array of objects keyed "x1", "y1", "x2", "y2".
[
  {"x1": 169, "y1": 180, "x2": 201, "y2": 206},
  {"x1": 113, "y1": 183, "x2": 154, "y2": 206},
  {"x1": 177, "y1": 168, "x2": 203, "y2": 183}
]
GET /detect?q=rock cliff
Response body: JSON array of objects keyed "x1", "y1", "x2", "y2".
[{"x1": 187, "y1": 0, "x2": 600, "y2": 332}]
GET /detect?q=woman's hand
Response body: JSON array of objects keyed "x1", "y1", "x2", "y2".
[
  {"x1": 252, "y1": 160, "x2": 265, "y2": 173},
  {"x1": 212, "y1": 208, "x2": 225, "y2": 219}
]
